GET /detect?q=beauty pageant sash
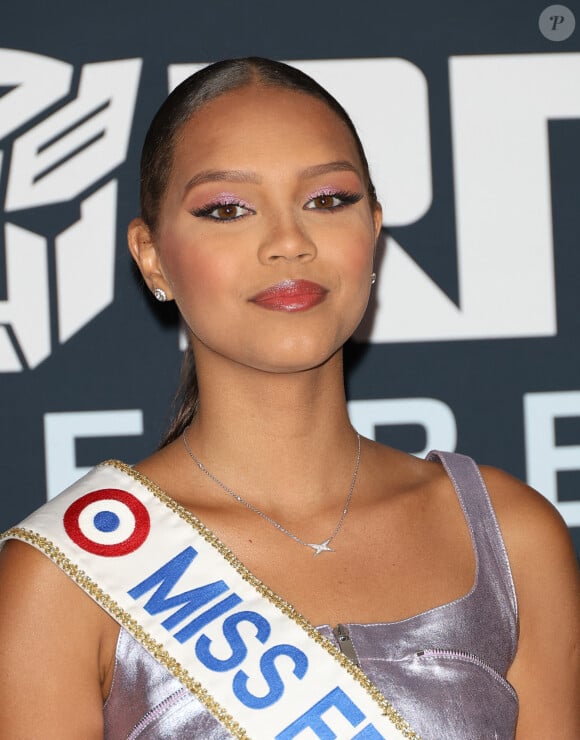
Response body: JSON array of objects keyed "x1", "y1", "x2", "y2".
[{"x1": 1, "y1": 461, "x2": 419, "y2": 739}]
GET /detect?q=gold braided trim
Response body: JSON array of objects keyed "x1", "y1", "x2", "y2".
[
  {"x1": 103, "y1": 459, "x2": 420, "y2": 738},
  {"x1": 1, "y1": 526, "x2": 250, "y2": 739}
]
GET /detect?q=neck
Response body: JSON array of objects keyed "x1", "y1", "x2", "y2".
[{"x1": 182, "y1": 348, "x2": 358, "y2": 513}]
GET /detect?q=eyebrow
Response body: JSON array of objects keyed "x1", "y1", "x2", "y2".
[
  {"x1": 183, "y1": 169, "x2": 261, "y2": 194},
  {"x1": 183, "y1": 160, "x2": 361, "y2": 196},
  {"x1": 300, "y1": 160, "x2": 360, "y2": 179}
]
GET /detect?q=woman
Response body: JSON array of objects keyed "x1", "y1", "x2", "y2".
[{"x1": 0, "y1": 58, "x2": 578, "y2": 739}]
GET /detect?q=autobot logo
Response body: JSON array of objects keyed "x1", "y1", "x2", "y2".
[{"x1": 0, "y1": 49, "x2": 141, "y2": 372}]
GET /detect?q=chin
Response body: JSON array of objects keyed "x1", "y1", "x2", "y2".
[{"x1": 255, "y1": 344, "x2": 342, "y2": 375}]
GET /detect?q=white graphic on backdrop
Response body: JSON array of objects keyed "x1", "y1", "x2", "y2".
[
  {"x1": 371, "y1": 53, "x2": 580, "y2": 343},
  {"x1": 172, "y1": 53, "x2": 580, "y2": 344},
  {"x1": 0, "y1": 50, "x2": 141, "y2": 372},
  {"x1": 524, "y1": 391, "x2": 580, "y2": 527},
  {"x1": 44, "y1": 410, "x2": 144, "y2": 501},
  {"x1": 348, "y1": 398, "x2": 457, "y2": 459}
]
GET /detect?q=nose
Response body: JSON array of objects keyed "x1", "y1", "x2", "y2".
[{"x1": 257, "y1": 213, "x2": 317, "y2": 265}]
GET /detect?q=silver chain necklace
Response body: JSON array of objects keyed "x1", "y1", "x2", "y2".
[{"x1": 182, "y1": 429, "x2": 361, "y2": 557}]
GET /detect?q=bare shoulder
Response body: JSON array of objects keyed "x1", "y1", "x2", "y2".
[
  {"x1": 0, "y1": 537, "x2": 117, "y2": 663},
  {"x1": 1, "y1": 536, "x2": 93, "y2": 599},
  {"x1": 367, "y1": 440, "x2": 449, "y2": 488},
  {"x1": 477, "y1": 469, "x2": 580, "y2": 736},
  {"x1": 372, "y1": 445, "x2": 578, "y2": 587},
  {"x1": 0, "y1": 537, "x2": 81, "y2": 600},
  {"x1": 0, "y1": 539, "x2": 118, "y2": 736},
  {"x1": 477, "y1": 464, "x2": 579, "y2": 606},
  {"x1": 478, "y1": 465, "x2": 578, "y2": 568}
]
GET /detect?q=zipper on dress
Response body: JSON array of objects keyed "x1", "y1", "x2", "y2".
[
  {"x1": 416, "y1": 648, "x2": 517, "y2": 700},
  {"x1": 127, "y1": 688, "x2": 190, "y2": 739},
  {"x1": 332, "y1": 624, "x2": 360, "y2": 666}
]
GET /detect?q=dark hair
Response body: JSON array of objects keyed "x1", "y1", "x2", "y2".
[{"x1": 141, "y1": 57, "x2": 378, "y2": 447}]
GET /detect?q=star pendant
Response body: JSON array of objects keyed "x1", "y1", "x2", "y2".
[{"x1": 307, "y1": 538, "x2": 335, "y2": 557}]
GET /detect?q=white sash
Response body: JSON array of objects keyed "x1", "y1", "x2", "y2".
[{"x1": 1, "y1": 461, "x2": 419, "y2": 740}]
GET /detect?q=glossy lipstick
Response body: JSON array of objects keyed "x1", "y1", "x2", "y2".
[{"x1": 250, "y1": 279, "x2": 328, "y2": 312}]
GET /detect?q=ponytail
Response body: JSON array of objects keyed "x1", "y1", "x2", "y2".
[{"x1": 159, "y1": 345, "x2": 199, "y2": 447}]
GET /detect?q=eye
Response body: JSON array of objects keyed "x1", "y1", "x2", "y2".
[
  {"x1": 304, "y1": 191, "x2": 363, "y2": 211},
  {"x1": 192, "y1": 202, "x2": 254, "y2": 221},
  {"x1": 308, "y1": 194, "x2": 341, "y2": 209}
]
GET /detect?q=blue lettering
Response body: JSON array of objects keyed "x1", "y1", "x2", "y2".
[
  {"x1": 127, "y1": 547, "x2": 229, "y2": 632},
  {"x1": 233, "y1": 644, "x2": 308, "y2": 710},
  {"x1": 276, "y1": 686, "x2": 381, "y2": 740},
  {"x1": 195, "y1": 610, "x2": 271, "y2": 672},
  {"x1": 352, "y1": 726, "x2": 384, "y2": 739},
  {"x1": 174, "y1": 593, "x2": 242, "y2": 643}
]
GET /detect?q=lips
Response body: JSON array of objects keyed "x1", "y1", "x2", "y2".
[{"x1": 249, "y1": 279, "x2": 328, "y2": 312}]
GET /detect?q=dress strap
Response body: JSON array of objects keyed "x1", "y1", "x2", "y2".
[{"x1": 427, "y1": 450, "x2": 518, "y2": 631}]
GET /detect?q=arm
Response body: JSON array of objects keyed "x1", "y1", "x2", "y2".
[
  {"x1": 481, "y1": 468, "x2": 580, "y2": 739},
  {"x1": 0, "y1": 539, "x2": 114, "y2": 739}
]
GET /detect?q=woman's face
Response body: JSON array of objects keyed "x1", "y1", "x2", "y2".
[{"x1": 134, "y1": 83, "x2": 381, "y2": 375}]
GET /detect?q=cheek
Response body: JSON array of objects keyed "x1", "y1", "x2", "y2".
[
  {"x1": 334, "y1": 223, "x2": 375, "y2": 285},
  {"x1": 350, "y1": 237, "x2": 374, "y2": 273},
  {"x1": 160, "y1": 239, "x2": 249, "y2": 348},
  {"x1": 159, "y1": 228, "x2": 232, "y2": 303},
  {"x1": 332, "y1": 222, "x2": 376, "y2": 332}
]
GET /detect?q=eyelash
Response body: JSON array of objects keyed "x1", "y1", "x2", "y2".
[
  {"x1": 191, "y1": 190, "x2": 363, "y2": 223},
  {"x1": 191, "y1": 201, "x2": 255, "y2": 222},
  {"x1": 304, "y1": 190, "x2": 363, "y2": 212}
]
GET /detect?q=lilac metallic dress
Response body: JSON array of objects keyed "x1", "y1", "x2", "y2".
[{"x1": 104, "y1": 452, "x2": 518, "y2": 739}]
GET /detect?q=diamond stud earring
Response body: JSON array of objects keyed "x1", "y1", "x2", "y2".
[{"x1": 153, "y1": 287, "x2": 167, "y2": 302}]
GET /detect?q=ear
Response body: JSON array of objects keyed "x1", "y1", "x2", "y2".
[
  {"x1": 127, "y1": 218, "x2": 174, "y2": 300},
  {"x1": 372, "y1": 202, "x2": 383, "y2": 244}
]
